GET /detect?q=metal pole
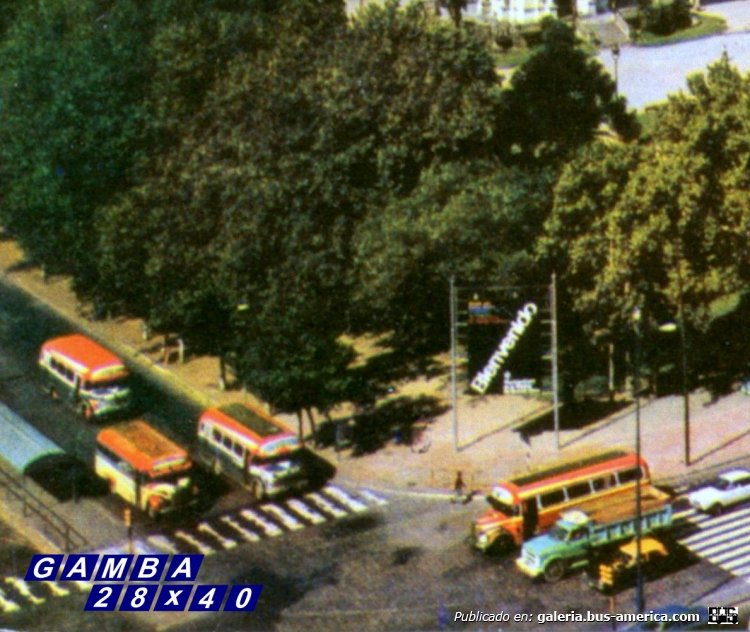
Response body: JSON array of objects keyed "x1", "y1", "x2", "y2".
[
  {"x1": 551, "y1": 273, "x2": 560, "y2": 450},
  {"x1": 450, "y1": 276, "x2": 458, "y2": 452},
  {"x1": 633, "y1": 307, "x2": 644, "y2": 614},
  {"x1": 676, "y1": 274, "x2": 690, "y2": 466}
]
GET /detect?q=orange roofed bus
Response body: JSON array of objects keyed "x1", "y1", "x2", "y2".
[
  {"x1": 472, "y1": 450, "x2": 650, "y2": 553},
  {"x1": 196, "y1": 403, "x2": 308, "y2": 501},
  {"x1": 39, "y1": 334, "x2": 131, "y2": 420},
  {"x1": 95, "y1": 420, "x2": 197, "y2": 518}
]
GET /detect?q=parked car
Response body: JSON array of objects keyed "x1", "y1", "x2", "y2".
[{"x1": 688, "y1": 469, "x2": 750, "y2": 514}]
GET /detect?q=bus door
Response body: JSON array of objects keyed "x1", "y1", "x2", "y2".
[{"x1": 523, "y1": 497, "x2": 539, "y2": 539}]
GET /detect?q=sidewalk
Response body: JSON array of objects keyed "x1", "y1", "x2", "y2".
[{"x1": 0, "y1": 238, "x2": 749, "y2": 499}]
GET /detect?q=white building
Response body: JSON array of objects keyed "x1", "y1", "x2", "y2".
[{"x1": 346, "y1": 0, "x2": 600, "y2": 24}]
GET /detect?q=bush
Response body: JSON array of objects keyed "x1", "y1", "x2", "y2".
[{"x1": 640, "y1": 0, "x2": 692, "y2": 35}]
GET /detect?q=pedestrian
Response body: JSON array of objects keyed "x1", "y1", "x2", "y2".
[{"x1": 452, "y1": 470, "x2": 465, "y2": 504}]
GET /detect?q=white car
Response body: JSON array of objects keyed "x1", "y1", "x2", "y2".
[{"x1": 688, "y1": 469, "x2": 750, "y2": 514}]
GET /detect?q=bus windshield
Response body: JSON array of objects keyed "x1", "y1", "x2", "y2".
[
  {"x1": 486, "y1": 495, "x2": 517, "y2": 516},
  {"x1": 86, "y1": 377, "x2": 128, "y2": 394}
]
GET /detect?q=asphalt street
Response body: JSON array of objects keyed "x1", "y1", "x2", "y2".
[{"x1": 597, "y1": 11, "x2": 750, "y2": 109}]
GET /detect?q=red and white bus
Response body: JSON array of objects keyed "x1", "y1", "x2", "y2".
[
  {"x1": 196, "y1": 403, "x2": 308, "y2": 501},
  {"x1": 38, "y1": 334, "x2": 132, "y2": 420},
  {"x1": 96, "y1": 420, "x2": 197, "y2": 518},
  {"x1": 472, "y1": 450, "x2": 650, "y2": 552}
]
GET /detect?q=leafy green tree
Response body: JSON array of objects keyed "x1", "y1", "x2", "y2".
[
  {"x1": 498, "y1": 18, "x2": 639, "y2": 165},
  {"x1": 541, "y1": 55, "x2": 750, "y2": 390},
  {"x1": 354, "y1": 161, "x2": 556, "y2": 353},
  {"x1": 0, "y1": 0, "x2": 152, "y2": 291}
]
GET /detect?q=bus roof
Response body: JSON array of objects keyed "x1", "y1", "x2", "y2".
[
  {"x1": 97, "y1": 420, "x2": 190, "y2": 474},
  {"x1": 41, "y1": 334, "x2": 128, "y2": 381},
  {"x1": 201, "y1": 403, "x2": 293, "y2": 442},
  {"x1": 496, "y1": 450, "x2": 643, "y2": 501}
]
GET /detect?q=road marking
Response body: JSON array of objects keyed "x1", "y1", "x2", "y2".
[
  {"x1": 286, "y1": 499, "x2": 326, "y2": 524},
  {"x1": 306, "y1": 492, "x2": 347, "y2": 518},
  {"x1": 699, "y1": 525, "x2": 750, "y2": 557},
  {"x1": 220, "y1": 516, "x2": 260, "y2": 542},
  {"x1": 705, "y1": 536, "x2": 750, "y2": 563},
  {"x1": 5, "y1": 578, "x2": 44, "y2": 605},
  {"x1": 198, "y1": 522, "x2": 237, "y2": 549},
  {"x1": 73, "y1": 581, "x2": 94, "y2": 592},
  {"x1": 174, "y1": 530, "x2": 215, "y2": 555},
  {"x1": 147, "y1": 534, "x2": 180, "y2": 554},
  {"x1": 0, "y1": 588, "x2": 20, "y2": 613},
  {"x1": 45, "y1": 581, "x2": 70, "y2": 597},
  {"x1": 261, "y1": 504, "x2": 304, "y2": 530},
  {"x1": 685, "y1": 521, "x2": 750, "y2": 550},
  {"x1": 358, "y1": 489, "x2": 389, "y2": 506},
  {"x1": 324, "y1": 485, "x2": 368, "y2": 513},
  {"x1": 239, "y1": 508, "x2": 283, "y2": 537}
]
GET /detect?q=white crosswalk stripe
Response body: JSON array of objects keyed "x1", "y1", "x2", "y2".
[
  {"x1": 324, "y1": 485, "x2": 368, "y2": 513},
  {"x1": 358, "y1": 489, "x2": 389, "y2": 506},
  {"x1": 220, "y1": 516, "x2": 260, "y2": 542},
  {"x1": 306, "y1": 491, "x2": 347, "y2": 518},
  {"x1": 678, "y1": 503, "x2": 750, "y2": 582},
  {"x1": 261, "y1": 504, "x2": 304, "y2": 530},
  {"x1": 174, "y1": 529, "x2": 215, "y2": 555},
  {"x1": 5, "y1": 578, "x2": 44, "y2": 605},
  {"x1": 240, "y1": 508, "x2": 283, "y2": 537},
  {"x1": 45, "y1": 581, "x2": 70, "y2": 597},
  {"x1": 0, "y1": 587, "x2": 20, "y2": 613},
  {"x1": 198, "y1": 522, "x2": 237, "y2": 549},
  {"x1": 286, "y1": 498, "x2": 326, "y2": 524}
]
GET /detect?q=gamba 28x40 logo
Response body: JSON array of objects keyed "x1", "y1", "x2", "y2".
[{"x1": 24, "y1": 553, "x2": 262, "y2": 612}]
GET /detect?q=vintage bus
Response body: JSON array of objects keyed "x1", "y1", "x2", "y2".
[
  {"x1": 472, "y1": 450, "x2": 651, "y2": 552},
  {"x1": 38, "y1": 334, "x2": 131, "y2": 420},
  {"x1": 95, "y1": 420, "x2": 197, "y2": 518},
  {"x1": 196, "y1": 403, "x2": 308, "y2": 501}
]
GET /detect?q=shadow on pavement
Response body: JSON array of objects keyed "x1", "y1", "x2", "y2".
[{"x1": 24, "y1": 453, "x2": 109, "y2": 502}]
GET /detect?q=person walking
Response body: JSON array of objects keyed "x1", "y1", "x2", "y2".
[{"x1": 452, "y1": 470, "x2": 465, "y2": 504}]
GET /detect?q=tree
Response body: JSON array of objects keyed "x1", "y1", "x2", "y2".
[
  {"x1": 0, "y1": 0, "x2": 153, "y2": 290},
  {"x1": 354, "y1": 161, "x2": 556, "y2": 353},
  {"x1": 541, "y1": 55, "x2": 750, "y2": 391},
  {"x1": 498, "y1": 18, "x2": 639, "y2": 165}
]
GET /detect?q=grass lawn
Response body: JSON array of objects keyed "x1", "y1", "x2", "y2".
[{"x1": 629, "y1": 11, "x2": 727, "y2": 46}]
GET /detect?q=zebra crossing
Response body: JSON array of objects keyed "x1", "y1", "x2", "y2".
[
  {"x1": 675, "y1": 503, "x2": 750, "y2": 582},
  {"x1": 0, "y1": 485, "x2": 387, "y2": 614}
]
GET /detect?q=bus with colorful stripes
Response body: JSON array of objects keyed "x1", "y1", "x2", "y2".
[
  {"x1": 196, "y1": 403, "x2": 308, "y2": 501},
  {"x1": 95, "y1": 420, "x2": 197, "y2": 518},
  {"x1": 472, "y1": 450, "x2": 650, "y2": 553},
  {"x1": 38, "y1": 334, "x2": 132, "y2": 420}
]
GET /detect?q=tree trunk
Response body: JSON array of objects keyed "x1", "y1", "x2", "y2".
[
  {"x1": 296, "y1": 410, "x2": 306, "y2": 446},
  {"x1": 305, "y1": 408, "x2": 318, "y2": 447}
]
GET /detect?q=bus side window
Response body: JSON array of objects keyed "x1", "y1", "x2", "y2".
[
  {"x1": 616, "y1": 468, "x2": 642, "y2": 485},
  {"x1": 232, "y1": 442, "x2": 244, "y2": 458},
  {"x1": 591, "y1": 476, "x2": 614, "y2": 492},
  {"x1": 566, "y1": 481, "x2": 591, "y2": 500},
  {"x1": 212, "y1": 428, "x2": 222, "y2": 444},
  {"x1": 539, "y1": 489, "x2": 566, "y2": 508},
  {"x1": 222, "y1": 435, "x2": 232, "y2": 451}
]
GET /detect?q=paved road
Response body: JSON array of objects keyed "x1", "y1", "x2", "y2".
[{"x1": 597, "y1": 22, "x2": 750, "y2": 109}]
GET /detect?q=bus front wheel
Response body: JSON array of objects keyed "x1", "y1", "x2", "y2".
[{"x1": 544, "y1": 560, "x2": 567, "y2": 583}]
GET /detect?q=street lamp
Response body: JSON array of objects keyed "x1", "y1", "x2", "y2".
[
  {"x1": 611, "y1": 44, "x2": 620, "y2": 95},
  {"x1": 632, "y1": 307, "x2": 644, "y2": 614}
]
